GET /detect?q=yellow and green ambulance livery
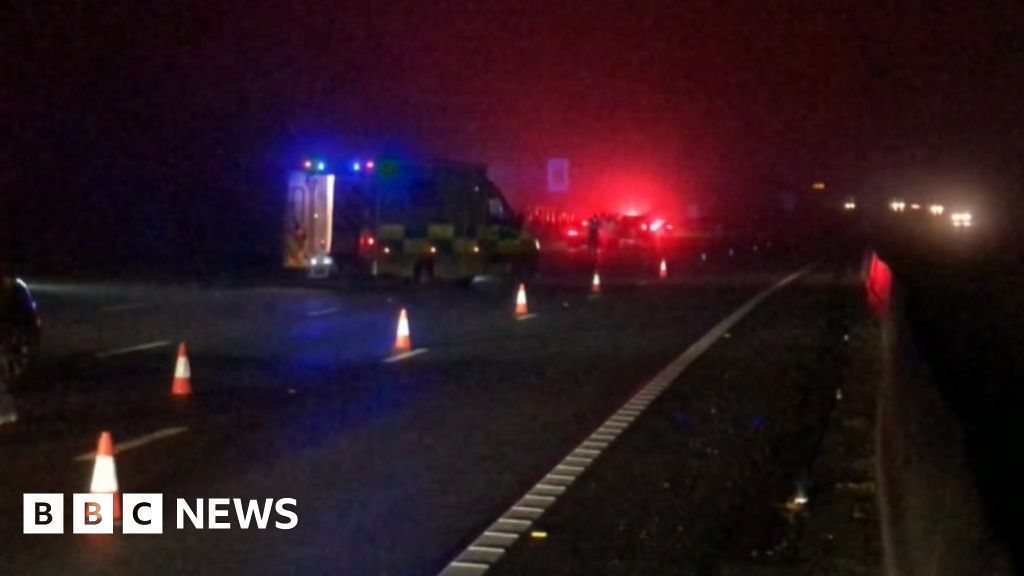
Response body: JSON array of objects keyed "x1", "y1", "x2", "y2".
[{"x1": 334, "y1": 160, "x2": 538, "y2": 282}]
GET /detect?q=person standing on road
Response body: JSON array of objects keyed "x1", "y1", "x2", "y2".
[{"x1": 587, "y1": 215, "x2": 601, "y2": 261}]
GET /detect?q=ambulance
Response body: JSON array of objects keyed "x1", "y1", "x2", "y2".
[{"x1": 284, "y1": 159, "x2": 539, "y2": 282}]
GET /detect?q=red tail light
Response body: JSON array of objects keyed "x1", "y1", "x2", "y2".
[{"x1": 866, "y1": 253, "x2": 892, "y2": 315}]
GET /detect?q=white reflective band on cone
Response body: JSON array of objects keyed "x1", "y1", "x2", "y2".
[
  {"x1": 174, "y1": 356, "x2": 191, "y2": 379},
  {"x1": 90, "y1": 456, "x2": 119, "y2": 493}
]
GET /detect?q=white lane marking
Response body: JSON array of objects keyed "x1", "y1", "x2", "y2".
[
  {"x1": 461, "y1": 546, "x2": 505, "y2": 564},
  {"x1": 531, "y1": 484, "x2": 566, "y2": 496},
  {"x1": 481, "y1": 531, "x2": 519, "y2": 543},
  {"x1": 437, "y1": 264, "x2": 813, "y2": 575},
  {"x1": 553, "y1": 464, "x2": 584, "y2": 474},
  {"x1": 74, "y1": 426, "x2": 188, "y2": 462},
  {"x1": 490, "y1": 518, "x2": 532, "y2": 534},
  {"x1": 515, "y1": 313, "x2": 538, "y2": 321},
  {"x1": 383, "y1": 348, "x2": 429, "y2": 363},
  {"x1": 100, "y1": 302, "x2": 147, "y2": 313},
  {"x1": 466, "y1": 545, "x2": 505, "y2": 559},
  {"x1": 507, "y1": 507, "x2": 544, "y2": 520},
  {"x1": 440, "y1": 561, "x2": 489, "y2": 576},
  {"x1": 96, "y1": 340, "x2": 173, "y2": 358},
  {"x1": 307, "y1": 307, "x2": 341, "y2": 317},
  {"x1": 494, "y1": 517, "x2": 530, "y2": 526}
]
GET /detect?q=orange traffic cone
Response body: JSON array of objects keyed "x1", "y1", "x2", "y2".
[
  {"x1": 659, "y1": 258, "x2": 667, "y2": 279},
  {"x1": 591, "y1": 271, "x2": 601, "y2": 294},
  {"x1": 171, "y1": 342, "x2": 192, "y2": 396},
  {"x1": 515, "y1": 283, "x2": 529, "y2": 317},
  {"x1": 394, "y1": 308, "x2": 411, "y2": 353},
  {"x1": 90, "y1": 431, "x2": 120, "y2": 520}
]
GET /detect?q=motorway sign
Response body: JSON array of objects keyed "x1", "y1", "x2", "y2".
[{"x1": 547, "y1": 158, "x2": 570, "y2": 193}]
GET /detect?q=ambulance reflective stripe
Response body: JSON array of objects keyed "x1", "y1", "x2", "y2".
[
  {"x1": 378, "y1": 224, "x2": 405, "y2": 241},
  {"x1": 453, "y1": 238, "x2": 481, "y2": 254},
  {"x1": 380, "y1": 225, "x2": 472, "y2": 256},
  {"x1": 496, "y1": 239, "x2": 522, "y2": 254},
  {"x1": 402, "y1": 238, "x2": 430, "y2": 254},
  {"x1": 425, "y1": 223, "x2": 454, "y2": 252},
  {"x1": 427, "y1": 224, "x2": 455, "y2": 240},
  {"x1": 370, "y1": 220, "x2": 533, "y2": 278}
]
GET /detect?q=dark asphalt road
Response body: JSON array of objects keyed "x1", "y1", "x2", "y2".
[
  {"x1": 487, "y1": 261, "x2": 877, "y2": 575},
  {"x1": 1, "y1": 251, "x2": 857, "y2": 575}
]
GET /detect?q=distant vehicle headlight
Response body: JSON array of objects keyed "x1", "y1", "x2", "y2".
[{"x1": 950, "y1": 212, "x2": 973, "y2": 227}]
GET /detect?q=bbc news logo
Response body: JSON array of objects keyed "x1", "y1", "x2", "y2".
[{"x1": 24, "y1": 494, "x2": 297, "y2": 534}]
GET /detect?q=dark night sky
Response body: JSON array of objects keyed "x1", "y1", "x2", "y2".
[{"x1": 3, "y1": 0, "x2": 1023, "y2": 271}]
